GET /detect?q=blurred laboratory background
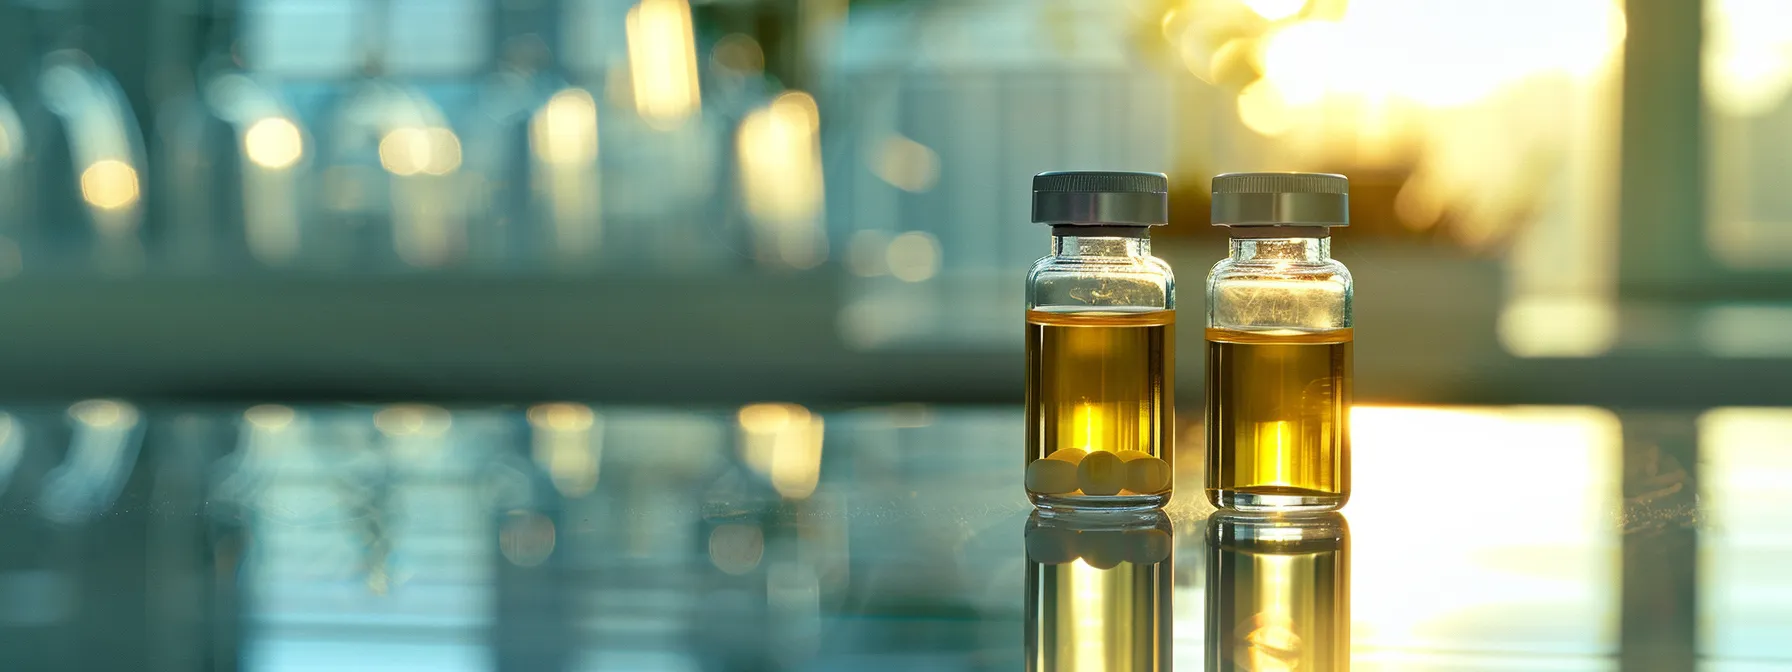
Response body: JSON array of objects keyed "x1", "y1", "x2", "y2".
[{"x1": 0, "y1": 0, "x2": 1788, "y2": 670}]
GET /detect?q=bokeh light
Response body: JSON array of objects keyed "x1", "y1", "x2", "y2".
[
  {"x1": 80, "y1": 159, "x2": 140, "y2": 210},
  {"x1": 872, "y1": 135, "x2": 940, "y2": 193},
  {"x1": 243, "y1": 117, "x2": 304, "y2": 170},
  {"x1": 378, "y1": 126, "x2": 462, "y2": 176},
  {"x1": 627, "y1": 0, "x2": 701, "y2": 129},
  {"x1": 532, "y1": 88, "x2": 600, "y2": 166},
  {"x1": 738, "y1": 403, "x2": 825, "y2": 499},
  {"x1": 885, "y1": 231, "x2": 941, "y2": 283}
]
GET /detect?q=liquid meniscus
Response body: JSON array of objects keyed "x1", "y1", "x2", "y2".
[
  {"x1": 1204, "y1": 327, "x2": 1351, "y2": 511},
  {"x1": 1025, "y1": 309, "x2": 1174, "y2": 511}
]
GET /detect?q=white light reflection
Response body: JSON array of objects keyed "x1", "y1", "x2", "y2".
[
  {"x1": 871, "y1": 135, "x2": 940, "y2": 193},
  {"x1": 1243, "y1": 0, "x2": 1306, "y2": 22},
  {"x1": 530, "y1": 89, "x2": 603, "y2": 259},
  {"x1": 1070, "y1": 558, "x2": 1107, "y2": 670},
  {"x1": 80, "y1": 159, "x2": 139, "y2": 211},
  {"x1": 532, "y1": 89, "x2": 600, "y2": 166},
  {"x1": 378, "y1": 126, "x2": 463, "y2": 177},
  {"x1": 1705, "y1": 0, "x2": 1792, "y2": 117},
  {"x1": 738, "y1": 403, "x2": 825, "y2": 499},
  {"x1": 626, "y1": 0, "x2": 702, "y2": 129},
  {"x1": 1698, "y1": 409, "x2": 1792, "y2": 664},
  {"x1": 1499, "y1": 296, "x2": 1619, "y2": 358},
  {"x1": 244, "y1": 117, "x2": 304, "y2": 170},
  {"x1": 1349, "y1": 406, "x2": 1621, "y2": 664},
  {"x1": 885, "y1": 231, "x2": 941, "y2": 283},
  {"x1": 527, "y1": 403, "x2": 603, "y2": 498},
  {"x1": 738, "y1": 92, "x2": 827, "y2": 269}
]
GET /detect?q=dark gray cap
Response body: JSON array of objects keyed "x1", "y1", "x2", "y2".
[
  {"x1": 1211, "y1": 172, "x2": 1349, "y2": 228},
  {"x1": 1031, "y1": 171, "x2": 1169, "y2": 226}
]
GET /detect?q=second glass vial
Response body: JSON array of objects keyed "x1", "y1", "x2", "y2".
[
  {"x1": 1205, "y1": 172, "x2": 1353, "y2": 512},
  {"x1": 1025, "y1": 171, "x2": 1175, "y2": 512}
]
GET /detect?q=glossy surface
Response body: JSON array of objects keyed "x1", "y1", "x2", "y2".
[{"x1": 0, "y1": 402, "x2": 1765, "y2": 670}]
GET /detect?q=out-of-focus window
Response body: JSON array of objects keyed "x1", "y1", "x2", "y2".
[{"x1": 1704, "y1": 0, "x2": 1792, "y2": 269}]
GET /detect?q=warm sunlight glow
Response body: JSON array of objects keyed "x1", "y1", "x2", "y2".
[{"x1": 1349, "y1": 406, "x2": 1621, "y2": 657}]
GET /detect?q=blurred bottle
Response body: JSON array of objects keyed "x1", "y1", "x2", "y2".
[
  {"x1": 460, "y1": 0, "x2": 579, "y2": 271},
  {"x1": 490, "y1": 408, "x2": 573, "y2": 671},
  {"x1": 0, "y1": 75, "x2": 24, "y2": 273},
  {"x1": 1204, "y1": 512, "x2": 1350, "y2": 671},
  {"x1": 564, "y1": 0, "x2": 730, "y2": 271},
  {"x1": 253, "y1": 0, "x2": 483, "y2": 272},
  {"x1": 0, "y1": 409, "x2": 73, "y2": 670},
  {"x1": 1025, "y1": 511, "x2": 1173, "y2": 672},
  {"x1": 12, "y1": 0, "x2": 149, "y2": 274},
  {"x1": 157, "y1": 0, "x2": 308, "y2": 272},
  {"x1": 44, "y1": 401, "x2": 150, "y2": 669}
]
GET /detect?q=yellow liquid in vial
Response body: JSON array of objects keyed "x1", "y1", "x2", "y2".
[
  {"x1": 1204, "y1": 327, "x2": 1351, "y2": 510},
  {"x1": 1028, "y1": 554, "x2": 1171, "y2": 671},
  {"x1": 1025, "y1": 310, "x2": 1173, "y2": 506}
]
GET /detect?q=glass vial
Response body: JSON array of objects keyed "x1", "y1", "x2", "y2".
[
  {"x1": 1204, "y1": 172, "x2": 1353, "y2": 512},
  {"x1": 1205, "y1": 512, "x2": 1350, "y2": 671},
  {"x1": 1025, "y1": 171, "x2": 1175, "y2": 513},
  {"x1": 1026, "y1": 512, "x2": 1173, "y2": 671}
]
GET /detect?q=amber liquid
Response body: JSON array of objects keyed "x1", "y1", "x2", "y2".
[
  {"x1": 1204, "y1": 328, "x2": 1351, "y2": 510},
  {"x1": 1025, "y1": 309, "x2": 1173, "y2": 507},
  {"x1": 1205, "y1": 520, "x2": 1350, "y2": 671},
  {"x1": 1026, "y1": 521, "x2": 1172, "y2": 671}
]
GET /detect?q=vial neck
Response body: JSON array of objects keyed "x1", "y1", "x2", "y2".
[
  {"x1": 1052, "y1": 233, "x2": 1151, "y2": 259},
  {"x1": 1228, "y1": 237, "x2": 1329, "y2": 263}
]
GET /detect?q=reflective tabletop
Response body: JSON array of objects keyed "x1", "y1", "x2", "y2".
[{"x1": 0, "y1": 402, "x2": 1776, "y2": 671}]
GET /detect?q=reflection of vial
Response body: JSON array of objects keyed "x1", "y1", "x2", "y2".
[
  {"x1": 1025, "y1": 171, "x2": 1175, "y2": 513},
  {"x1": 1205, "y1": 512, "x2": 1349, "y2": 671},
  {"x1": 1204, "y1": 173, "x2": 1353, "y2": 512},
  {"x1": 1026, "y1": 512, "x2": 1172, "y2": 672}
]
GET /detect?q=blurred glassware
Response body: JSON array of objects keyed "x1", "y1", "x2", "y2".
[
  {"x1": 244, "y1": 0, "x2": 485, "y2": 272},
  {"x1": 1204, "y1": 512, "x2": 1349, "y2": 672},
  {"x1": 158, "y1": 0, "x2": 305, "y2": 271},
  {"x1": 24, "y1": 36, "x2": 150, "y2": 274},
  {"x1": 1026, "y1": 511, "x2": 1173, "y2": 672},
  {"x1": 234, "y1": 405, "x2": 508, "y2": 670},
  {"x1": 0, "y1": 410, "x2": 66, "y2": 670},
  {"x1": 829, "y1": 0, "x2": 1175, "y2": 349},
  {"x1": 40, "y1": 400, "x2": 144, "y2": 524},
  {"x1": 464, "y1": 33, "x2": 564, "y2": 270},
  {"x1": 0, "y1": 88, "x2": 23, "y2": 277}
]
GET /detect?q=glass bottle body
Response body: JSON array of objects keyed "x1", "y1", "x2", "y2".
[
  {"x1": 1025, "y1": 232, "x2": 1175, "y2": 512},
  {"x1": 1205, "y1": 512, "x2": 1350, "y2": 671},
  {"x1": 1205, "y1": 236, "x2": 1352, "y2": 512},
  {"x1": 1026, "y1": 512, "x2": 1172, "y2": 671}
]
